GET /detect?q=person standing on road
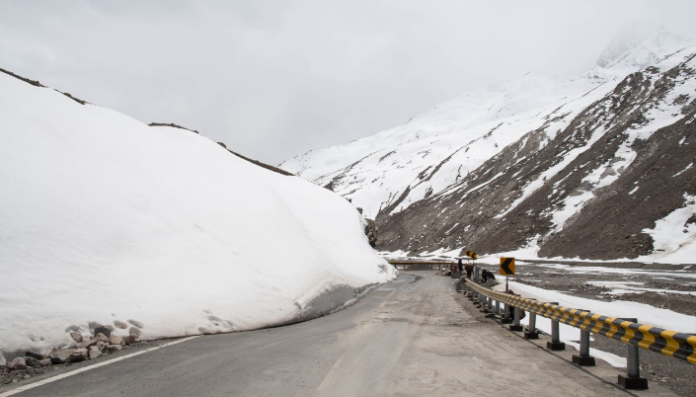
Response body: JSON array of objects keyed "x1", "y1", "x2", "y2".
[
  {"x1": 465, "y1": 262, "x2": 474, "y2": 279},
  {"x1": 457, "y1": 258, "x2": 464, "y2": 273}
]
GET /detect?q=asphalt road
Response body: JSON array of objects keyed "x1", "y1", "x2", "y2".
[{"x1": 3, "y1": 272, "x2": 680, "y2": 396}]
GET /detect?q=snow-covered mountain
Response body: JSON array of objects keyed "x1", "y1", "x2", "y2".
[
  {"x1": 280, "y1": 27, "x2": 696, "y2": 262},
  {"x1": 0, "y1": 69, "x2": 396, "y2": 358},
  {"x1": 281, "y1": 28, "x2": 688, "y2": 221},
  {"x1": 596, "y1": 21, "x2": 686, "y2": 71}
]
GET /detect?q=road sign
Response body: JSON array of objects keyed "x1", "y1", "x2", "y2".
[
  {"x1": 465, "y1": 250, "x2": 472, "y2": 257},
  {"x1": 500, "y1": 257, "x2": 515, "y2": 276},
  {"x1": 471, "y1": 252, "x2": 478, "y2": 260}
]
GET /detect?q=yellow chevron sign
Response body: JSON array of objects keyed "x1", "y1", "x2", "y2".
[
  {"x1": 471, "y1": 252, "x2": 478, "y2": 260},
  {"x1": 500, "y1": 257, "x2": 515, "y2": 275}
]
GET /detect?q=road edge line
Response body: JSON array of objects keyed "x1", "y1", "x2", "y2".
[{"x1": 0, "y1": 336, "x2": 200, "y2": 396}]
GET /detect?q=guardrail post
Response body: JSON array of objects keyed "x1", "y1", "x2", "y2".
[
  {"x1": 480, "y1": 296, "x2": 489, "y2": 312},
  {"x1": 484, "y1": 295, "x2": 495, "y2": 318},
  {"x1": 617, "y1": 318, "x2": 648, "y2": 390},
  {"x1": 501, "y1": 303, "x2": 512, "y2": 324},
  {"x1": 495, "y1": 300, "x2": 500, "y2": 315},
  {"x1": 571, "y1": 310, "x2": 595, "y2": 366},
  {"x1": 524, "y1": 307, "x2": 538, "y2": 339},
  {"x1": 546, "y1": 302, "x2": 565, "y2": 351},
  {"x1": 510, "y1": 305, "x2": 523, "y2": 331}
]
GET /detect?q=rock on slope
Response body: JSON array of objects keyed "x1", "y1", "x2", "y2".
[
  {"x1": 0, "y1": 69, "x2": 396, "y2": 358},
  {"x1": 281, "y1": 28, "x2": 696, "y2": 262}
]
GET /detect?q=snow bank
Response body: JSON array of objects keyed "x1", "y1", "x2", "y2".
[{"x1": 0, "y1": 71, "x2": 397, "y2": 357}]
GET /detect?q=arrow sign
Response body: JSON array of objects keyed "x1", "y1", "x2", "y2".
[
  {"x1": 500, "y1": 257, "x2": 515, "y2": 276},
  {"x1": 471, "y1": 252, "x2": 478, "y2": 260}
]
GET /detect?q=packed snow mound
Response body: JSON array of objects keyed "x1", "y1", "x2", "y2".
[{"x1": 0, "y1": 71, "x2": 397, "y2": 357}]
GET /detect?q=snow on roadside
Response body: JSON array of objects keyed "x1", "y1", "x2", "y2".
[
  {"x1": 0, "y1": 71, "x2": 397, "y2": 358},
  {"x1": 491, "y1": 280, "x2": 696, "y2": 367}
]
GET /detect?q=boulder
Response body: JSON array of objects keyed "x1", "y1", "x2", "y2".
[
  {"x1": 106, "y1": 344, "x2": 122, "y2": 352},
  {"x1": 50, "y1": 349, "x2": 74, "y2": 364},
  {"x1": 24, "y1": 357, "x2": 42, "y2": 367},
  {"x1": 39, "y1": 358, "x2": 52, "y2": 367},
  {"x1": 96, "y1": 341, "x2": 106, "y2": 352},
  {"x1": 95, "y1": 333, "x2": 109, "y2": 343},
  {"x1": 114, "y1": 320, "x2": 128, "y2": 329},
  {"x1": 93, "y1": 327, "x2": 112, "y2": 338},
  {"x1": 127, "y1": 319, "x2": 144, "y2": 329},
  {"x1": 8, "y1": 357, "x2": 27, "y2": 371},
  {"x1": 68, "y1": 348, "x2": 87, "y2": 363},
  {"x1": 88, "y1": 346, "x2": 102, "y2": 360},
  {"x1": 70, "y1": 332, "x2": 83, "y2": 343},
  {"x1": 25, "y1": 351, "x2": 44, "y2": 360},
  {"x1": 123, "y1": 335, "x2": 138, "y2": 346},
  {"x1": 108, "y1": 335, "x2": 123, "y2": 346}
]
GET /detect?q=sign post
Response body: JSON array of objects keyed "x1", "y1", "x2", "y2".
[{"x1": 499, "y1": 257, "x2": 515, "y2": 292}]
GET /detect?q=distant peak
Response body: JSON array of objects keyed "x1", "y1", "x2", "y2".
[{"x1": 596, "y1": 21, "x2": 688, "y2": 70}]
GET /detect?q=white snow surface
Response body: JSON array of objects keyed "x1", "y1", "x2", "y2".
[{"x1": 0, "y1": 71, "x2": 397, "y2": 356}]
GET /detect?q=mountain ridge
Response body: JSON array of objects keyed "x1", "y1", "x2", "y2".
[{"x1": 280, "y1": 29, "x2": 696, "y2": 262}]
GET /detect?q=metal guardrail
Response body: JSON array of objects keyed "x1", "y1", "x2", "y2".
[
  {"x1": 464, "y1": 279, "x2": 696, "y2": 389},
  {"x1": 465, "y1": 280, "x2": 696, "y2": 365},
  {"x1": 387, "y1": 260, "x2": 455, "y2": 266}
]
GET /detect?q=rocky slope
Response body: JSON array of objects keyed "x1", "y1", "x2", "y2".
[
  {"x1": 378, "y1": 47, "x2": 696, "y2": 261},
  {"x1": 281, "y1": 29, "x2": 696, "y2": 262}
]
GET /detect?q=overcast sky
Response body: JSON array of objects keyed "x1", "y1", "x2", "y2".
[{"x1": 2, "y1": 1, "x2": 695, "y2": 164}]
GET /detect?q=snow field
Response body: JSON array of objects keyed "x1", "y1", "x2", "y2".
[{"x1": 0, "y1": 71, "x2": 397, "y2": 357}]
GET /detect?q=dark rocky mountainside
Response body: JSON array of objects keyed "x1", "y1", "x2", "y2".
[{"x1": 376, "y1": 50, "x2": 696, "y2": 260}]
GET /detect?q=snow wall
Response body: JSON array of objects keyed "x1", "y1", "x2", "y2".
[{"x1": 0, "y1": 71, "x2": 397, "y2": 357}]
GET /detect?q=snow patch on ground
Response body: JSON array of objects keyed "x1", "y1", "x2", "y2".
[
  {"x1": 585, "y1": 281, "x2": 695, "y2": 296},
  {"x1": 640, "y1": 193, "x2": 696, "y2": 263}
]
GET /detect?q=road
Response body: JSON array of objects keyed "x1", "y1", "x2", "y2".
[{"x1": 2, "y1": 272, "x2": 679, "y2": 396}]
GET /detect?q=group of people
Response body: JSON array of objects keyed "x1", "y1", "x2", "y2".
[{"x1": 455, "y1": 258, "x2": 475, "y2": 279}]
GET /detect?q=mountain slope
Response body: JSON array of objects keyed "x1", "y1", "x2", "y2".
[
  {"x1": 0, "y1": 70, "x2": 395, "y2": 358},
  {"x1": 280, "y1": 28, "x2": 696, "y2": 262},
  {"x1": 379, "y1": 46, "x2": 696, "y2": 262},
  {"x1": 280, "y1": 29, "x2": 688, "y2": 223}
]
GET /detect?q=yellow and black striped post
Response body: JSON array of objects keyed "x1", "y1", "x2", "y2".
[{"x1": 463, "y1": 279, "x2": 696, "y2": 389}]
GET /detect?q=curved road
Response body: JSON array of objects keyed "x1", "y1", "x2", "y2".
[{"x1": 2, "y1": 272, "x2": 678, "y2": 396}]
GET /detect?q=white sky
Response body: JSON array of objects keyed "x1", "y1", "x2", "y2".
[{"x1": 1, "y1": 0, "x2": 695, "y2": 164}]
